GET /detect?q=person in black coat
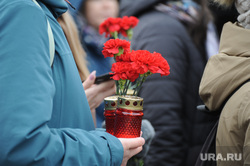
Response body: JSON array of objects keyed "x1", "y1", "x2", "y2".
[{"x1": 119, "y1": 0, "x2": 219, "y2": 165}]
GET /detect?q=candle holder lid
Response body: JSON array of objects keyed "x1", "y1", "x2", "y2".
[
  {"x1": 117, "y1": 96, "x2": 143, "y2": 110},
  {"x1": 104, "y1": 96, "x2": 119, "y2": 110}
]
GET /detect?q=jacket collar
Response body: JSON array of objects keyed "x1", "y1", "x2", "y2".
[
  {"x1": 219, "y1": 22, "x2": 250, "y2": 58},
  {"x1": 40, "y1": 0, "x2": 68, "y2": 18},
  {"x1": 66, "y1": 0, "x2": 84, "y2": 17}
]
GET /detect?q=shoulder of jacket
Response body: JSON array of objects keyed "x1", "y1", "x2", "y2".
[
  {"x1": 140, "y1": 11, "x2": 184, "y2": 28},
  {"x1": 137, "y1": 14, "x2": 187, "y2": 40},
  {"x1": 2, "y1": 0, "x2": 38, "y2": 8},
  {"x1": 1, "y1": 0, "x2": 46, "y2": 19}
]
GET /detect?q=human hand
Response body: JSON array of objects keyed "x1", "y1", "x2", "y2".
[
  {"x1": 118, "y1": 137, "x2": 145, "y2": 166},
  {"x1": 82, "y1": 71, "x2": 96, "y2": 90},
  {"x1": 82, "y1": 71, "x2": 116, "y2": 110}
]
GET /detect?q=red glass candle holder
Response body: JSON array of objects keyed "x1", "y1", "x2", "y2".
[
  {"x1": 104, "y1": 96, "x2": 118, "y2": 135},
  {"x1": 114, "y1": 96, "x2": 143, "y2": 138}
]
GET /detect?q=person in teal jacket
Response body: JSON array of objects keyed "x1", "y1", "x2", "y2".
[{"x1": 0, "y1": 0, "x2": 144, "y2": 165}]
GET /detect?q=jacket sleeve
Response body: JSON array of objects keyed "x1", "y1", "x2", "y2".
[
  {"x1": 241, "y1": 91, "x2": 250, "y2": 165},
  {"x1": 243, "y1": 124, "x2": 250, "y2": 164},
  {"x1": 135, "y1": 15, "x2": 189, "y2": 166},
  {"x1": 0, "y1": 2, "x2": 123, "y2": 166}
]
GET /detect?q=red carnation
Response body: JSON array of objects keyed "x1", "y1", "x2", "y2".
[
  {"x1": 151, "y1": 52, "x2": 170, "y2": 76},
  {"x1": 111, "y1": 62, "x2": 139, "y2": 82},
  {"x1": 130, "y1": 50, "x2": 151, "y2": 74},
  {"x1": 116, "y1": 52, "x2": 132, "y2": 62},
  {"x1": 99, "y1": 17, "x2": 122, "y2": 38},
  {"x1": 120, "y1": 16, "x2": 139, "y2": 38},
  {"x1": 102, "y1": 39, "x2": 131, "y2": 58},
  {"x1": 120, "y1": 16, "x2": 139, "y2": 30},
  {"x1": 130, "y1": 50, "x2": 170, "y2": 76}
]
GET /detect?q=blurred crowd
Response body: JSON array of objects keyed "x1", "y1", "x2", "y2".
[{"x1": 1, "y1": 0, "x2": 250, "y2": 165}]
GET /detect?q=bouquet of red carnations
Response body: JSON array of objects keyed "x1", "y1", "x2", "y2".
[{"x1": 100, "y1": 16, "x2": 170, "y2": 96}]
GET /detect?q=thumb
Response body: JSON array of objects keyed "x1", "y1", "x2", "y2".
[{"x1": 83, "y1": 70, "x2": 96, "y2": 90}]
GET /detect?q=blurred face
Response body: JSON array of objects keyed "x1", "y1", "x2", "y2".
[{"x1": 83, "y1": 0, "x2": 119, "y2": 30}]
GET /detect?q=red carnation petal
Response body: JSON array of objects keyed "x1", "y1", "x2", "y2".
[{"x1": 106, "y1": 48, "x2": 119, "y2": 54}]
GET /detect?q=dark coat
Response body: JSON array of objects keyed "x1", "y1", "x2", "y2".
[{"x1": 120, "y1": 0, "x2": 218, "y2": 165}]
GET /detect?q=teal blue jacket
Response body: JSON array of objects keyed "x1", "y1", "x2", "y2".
[{"x1": 0, "y1": 0, "x2": 123, "y2": 165}]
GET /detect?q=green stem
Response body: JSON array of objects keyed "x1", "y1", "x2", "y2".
[
  {"x1": 115, "y1": 81, "x2": 119, "y2": 95},
  {"x1": 122, "y1": 80, "x2": 128, "y2": 95},
  {"x1": 133, "y1": 76, "x2": 142, "y2": 96},
  {"x1": 113, "y1": 31, "x2": 118, "y2": 39},
  {"x1": 127, "y1": 28, "x2": 133, "y2": 40},
  {"x1": 119, "y1": 80, "x2": 123, "y2": 96},
  {"x1": 136, "y1": 83, "x2": 143, "y2": 96},
  {"x1": 135, "y1": 74, "x2": 146, "y2": 96},
  {"x1": 125, "y1": 81, "x2": 131, "y2": 95}
]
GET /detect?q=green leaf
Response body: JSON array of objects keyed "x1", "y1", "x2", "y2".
[{"x1": 118, "y1": 79, "x2": 126, "y2": 95}]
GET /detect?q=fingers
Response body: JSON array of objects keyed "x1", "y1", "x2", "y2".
[
  {"x1": 129, "y1": 137, "x2": 145, "y2": 149},
  {"x1": 129, "y1": 146, "x2": 143, "y2": 157},
  {"x1": 82, "y1": 71, "x2": 96, "y2": 90},
  {"x1": 90, "y1": 87, "x2": 115, "y2": 109},
  {"x1": 119, "y1": 137, "x2": 145, "y2": 166},
  {"x1": 95, "y1": 80, "x2": 115, "y2": 91},
  {"x1": 120, "y1": 137, "x2": 145, "y2": 149},
  {"x1": 84, "y1": 76, "x2": 115, "y2": 110},
  {"x1": 100, "y1": 84, "x2": 116, "y2": 98}
]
